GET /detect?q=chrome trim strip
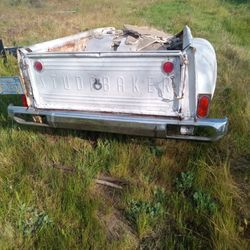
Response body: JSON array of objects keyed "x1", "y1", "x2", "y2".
[{"x1": 25, "y1": 51, "x2": 183, "y2": 59}]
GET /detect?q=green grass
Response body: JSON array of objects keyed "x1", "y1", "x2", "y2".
[{"x1": 0, "y1": 0, "x2": 250, "y2": 249}]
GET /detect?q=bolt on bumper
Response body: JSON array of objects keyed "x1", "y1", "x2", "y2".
[{"x1": 8, "y1": 105, "x2": 228, "y2": 142}]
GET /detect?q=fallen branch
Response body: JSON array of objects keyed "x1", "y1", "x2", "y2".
[
  {"x1": 97, "y1": 175, "x2": 129, "y2": 185},
  {"x1": 95, "y1": 179, "x2": 123, "y2": 189}
]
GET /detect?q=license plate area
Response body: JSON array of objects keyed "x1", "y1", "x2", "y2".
[{"x1": 0, "y1": 77, "x2": 23, "y2": 94}]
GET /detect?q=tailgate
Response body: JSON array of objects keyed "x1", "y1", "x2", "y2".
[{"x1": 21, "y1": 51, "x2": 184, "y2": 117}]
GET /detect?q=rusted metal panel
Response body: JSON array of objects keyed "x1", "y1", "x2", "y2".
[
  {"x1": 47, "y1": 37, "x2": 88, "y2": 52},
  {"x1": 24, "y1": 26, "x2": 175, "y2": 53}
]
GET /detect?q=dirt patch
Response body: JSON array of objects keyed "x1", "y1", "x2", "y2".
[
  {"x1": 92, "y1": 184, "x2": 139, "y2": 246},
  {"x1": 98, "y1": 209, "x2": 137, "y2": 243}
]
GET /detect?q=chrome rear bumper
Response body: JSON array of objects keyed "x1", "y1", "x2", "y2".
[{"x1": 8, "y1": 105, "x2": 228, "y2": 141}]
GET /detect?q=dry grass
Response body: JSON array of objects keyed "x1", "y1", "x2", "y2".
[
  {"x1": 0, "y1": 0, "x2": 250, "y2": 249},
  {"x1": 0, "y1": 0, "x2": 155, "y2": 45}
]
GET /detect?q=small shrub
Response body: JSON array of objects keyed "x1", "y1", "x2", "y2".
[
  {"x1": 127, "y1": 198, "x2": 164, "y2": 237},
  {"x1": 126, "y1": 187, "x2": 167, "y2": 236},
  {"x1": 175, "y1": 171, "x2": 218, "y2": 215},
  {"x1": 127, "y1": 199, "x2": 163, "y2": 223},
  {"x1": 175, "y1": 171, "x2": 194, "y2": 193},
  {"x1": 17, "y1": 201, "x2": 52, "y2": 237},
  {"x1": 193, "y1": 191, "x2": 217, "y2": 214}
]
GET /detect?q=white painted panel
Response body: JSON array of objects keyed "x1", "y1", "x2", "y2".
[{"x1": 26, "y1": 53, "x2": 182, "y2": 116}]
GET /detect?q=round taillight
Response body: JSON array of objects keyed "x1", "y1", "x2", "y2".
[
  {"x1": 34, "y1": 61, "x2": 43, "y2": 72},
  {"x1": 197, "y1": 95, "x2": 210, "y2": 118},
  {"x1": 163, "y1": 61, "x2": 174, "y2": 74}
]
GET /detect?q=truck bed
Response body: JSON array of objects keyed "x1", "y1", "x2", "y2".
[{"x1": 18, "y1": 26, "x2": 189, "y2": 118}]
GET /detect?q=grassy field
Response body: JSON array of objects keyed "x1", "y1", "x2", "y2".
[{"x1": 0, "y1": 0, "x2": 250, "y2": 249}]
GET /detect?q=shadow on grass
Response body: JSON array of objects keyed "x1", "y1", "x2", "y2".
[
  {"x1": 0, "y1": 95, "x2": 215, "y2": 151},
  {"x1": 0, "y1": 95, "x2": 161, "y2": 147}
]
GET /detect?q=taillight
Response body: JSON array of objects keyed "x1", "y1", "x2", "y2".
[
  {"x1": 21, "y1": 94, "x2": 28, "y2": 107},
  {"x1": 34, "y1": 61, "x2": 43, "y2": 72},
  {"x1": 197, "y1": 95, "x2": 210, "y2": 118},
  {"x1": 162, "y1": 61, "x2": 174, "y2": 74}
]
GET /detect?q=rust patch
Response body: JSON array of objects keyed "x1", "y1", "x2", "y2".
[
  {"x1": 32, "y1": 115, "x2": 43, "y2": 124},
  {"x1": 48, "y1": 37, "x2": 88, "y2": 52}
]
